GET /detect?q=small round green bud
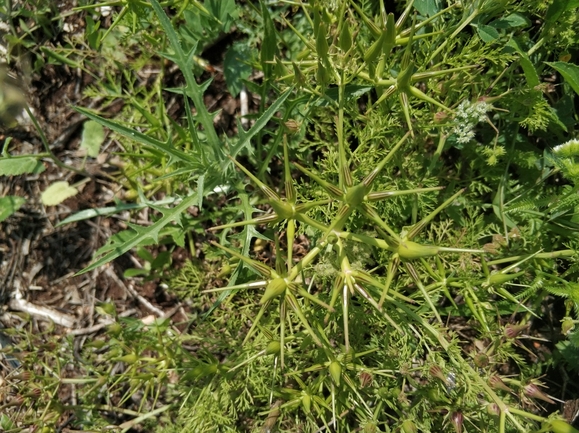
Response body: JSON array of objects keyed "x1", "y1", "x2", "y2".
[
  {"x1": 301, "y1": 393, "x2": 311, "y2": 414},
  {"x1": 265, "y1": 340, "x2": 281, "y2": 355},
  {"x1": 329, "y1": 361, "x2": 342, "y2": 386},
  {"x1": 397, "y1": 241, "x2": 439, "y2": 260},
  {"x1": 549, "y1": 420, "x2": 579, "y2": 433},
  {"x1": 260, "y1": 278, "x2": 287, "y2": 304},
  {"x1": 401, "y1": 419, "x2": 418, "y2": 433}
]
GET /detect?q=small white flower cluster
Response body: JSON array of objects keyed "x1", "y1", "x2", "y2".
[
  {"x1": 552, "y1": 138, "x2": 579, "y2": 157},
  {"x1": 452, "y1": 100, "x2": 491, "y2": 144}
]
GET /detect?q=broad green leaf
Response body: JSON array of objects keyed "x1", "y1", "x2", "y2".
[
  {"x1": 0, "y1": 413, "x2": 15, "y2": 430},
  {"x1": 476, "y1": 24, "x2": 499, "y2": 43},
  {"x1": 41, "y1": 181, "x2": 78, "y2": 206},
  {"x1": 546, "y1": 61, "x2": 579, "y2": 96},
  {"x1": 489, "y1": 13, "x2": 529, "y2": 29},
  {"x1": 0, "y1": 156, "x2": 44, "y2": 176},
  {"x1": 414, "y1": 0, "x2": 441, "y2": 17},
  {"x1": 80, "y1": 120, "x2": 105, "y2": 157},
  {"x1": 0, "y1": 195, "x2": 26, "y2": 222}
]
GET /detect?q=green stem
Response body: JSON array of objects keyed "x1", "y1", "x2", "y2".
[{"x1": 25, "y1": 106, "x2": 90, "y2": 177}]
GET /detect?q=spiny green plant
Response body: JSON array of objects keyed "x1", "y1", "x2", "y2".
[
  {"x1": 179, "y1": 1, "x2": 579, "y2": 432},
  {"x1": 3, "y1": 0, "x2": 579, "y2": 431}
]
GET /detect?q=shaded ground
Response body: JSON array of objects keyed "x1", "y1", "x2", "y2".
[{"x1": 0, "y1": 8, "x2": 242, "y2": 425}]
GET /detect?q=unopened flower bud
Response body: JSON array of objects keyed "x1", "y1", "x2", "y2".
[
  {"x1": 473, "y1": 353, "x2": 489, "y2": 368},
  {"x1": 549, "y1": 419, "x2": 579, "y2": 433},
  {"x1": 434, "y1": 111, "x2": 449, "y2": 123},
  {"x1": 492, "y1": 234, "x2": 507, "y2": 246},
  {"x1": 397, "y1": 241, "x2": 439, "y2": 260},
  {"x1": 265, "y1": 340, "x2": 281, "y2": 355},
  {"x1": 450, "y1": 411, "x2": 463, "y2": 433},
  {"x1": 483, "y1": 243, "x2": 499, "y2": 254},
  {"x1": 301, "y1": 392, "x2": 311, "y2": 414},
  {"x1": 284, "y1": 119, "x2": 301, "y2": 134},
  {"x1": 429, "y1": 365, "x2": 447, "y2": 384},
  {"x1": 329, "y1": 361, "x2": 342, "y2": 386},
  {"x1": 25, "y1": 388, "x2": 42, "y2": 399},
  {"x1": 488, "y1": 375, "x2": 512, "y2": 392},
  {"x1": 504, "y1": 323, "x2": 528, "y2": 339},
  {"x1": 118, "y1": 353, "x2": 139, "y2": 364},
  {"x1": 260, "y1": 277, "x2": 287, "y2": 304},
  {"x1": 562, "y1": 317, "x2": 575, "y2": 336},
  {"x1": 401, "y1": 420, "x2": 417, "y2": 433},
  {"x1": 12, "y1": 394, "x2": 25, "y2": 406},
  {"x1": 338, "y1": 22, "x2": 352, "y2": 52},
  {"x1": 524, "y1": 383, "x2": 555, "y2": 404},
  {"x1": 486, "y1": 403, "x2": 500, "y2": 417},
  {"x1": 13, "y1": 371, "x2": 32, "y2": 381},
  {"x1": 107, "y1": 322, "x2": 122, "y2": 337},
  {"x1": 359, "y1": 371, "x2": 373, "y2": 388},
  {"x1": 487, "y1": 271, "x2": 523, "y2": 286}
]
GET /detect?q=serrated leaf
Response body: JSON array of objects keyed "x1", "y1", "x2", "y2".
[
  {"x1": 0, "y1": 196, "x2": 26, "y2": 222},
  {"x1": 41, "y1": 181, "x2": 78, "y2": 206},
  {"x1": 80, "y1": 120, "x2": 105, "y2": 157},
  {"x1": 227, "y1": 86, "x2": 293, "y2": 161},
  {"x1": 149, "y1": 0, "x2": 221, "y2": 154},
  {"x1": 74, "y1": 107, "x2": 197, "y2": 166},
  {"x1": 77, "y1": 192, "x2": 199, "y2": 274},
  {"x1": 56, "y1": 197, "x2": 177, "y2": 226},
  {"x1": 546, "y1": 61, "x2": 579, "y2": 96},
  {"x1": 0, "y1": 157, "x2": 44, "y2": 176},
  {"x1": 206, "y1": 0, "x2": 238, "y2": 30},
  {"x1": 506, "y1": 38, "x2": 539, "y2": 87}
]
